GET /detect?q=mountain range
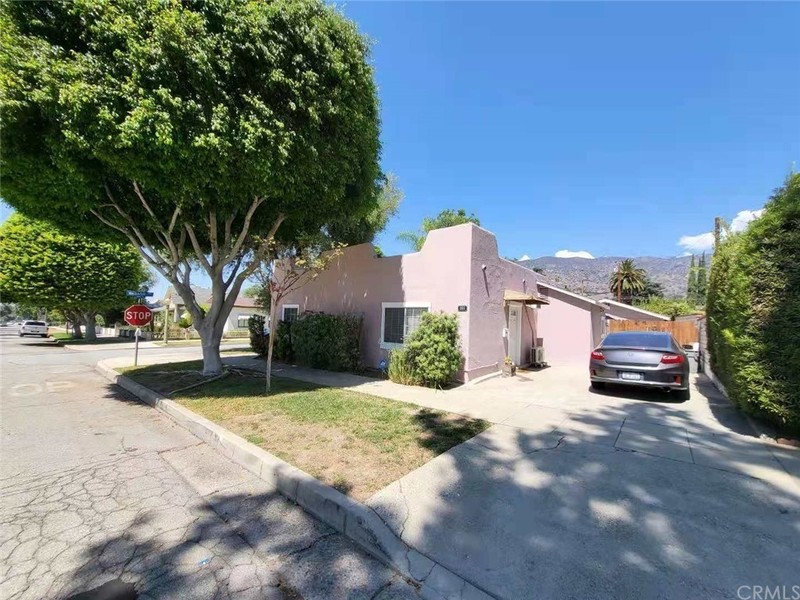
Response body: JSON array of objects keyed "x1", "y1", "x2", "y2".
[{"x1": 516, "y1": 255, "x2": 693, "y2": 300}]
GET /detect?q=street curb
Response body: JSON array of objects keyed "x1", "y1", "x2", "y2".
[{"x1": 95, "y1": 359, "x2": 496, "y2": 600}]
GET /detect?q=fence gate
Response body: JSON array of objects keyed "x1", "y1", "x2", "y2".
[{"x1": 608, "y1": 320, "x2": 699, "y2": 347}]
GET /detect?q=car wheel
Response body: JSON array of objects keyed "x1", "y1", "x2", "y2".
[
  {"x1": 590, "y1": 381, "x2": 606, "y2": 391},
  {"x1": 674, "y1": 388, "x2": 690, "y2": 401},
  {"x1": 18, "y1": 333, "x2": 23, "y2": 337},
  {"x1": 41, "y1": 334, "x2": 48, "y2": 338}
]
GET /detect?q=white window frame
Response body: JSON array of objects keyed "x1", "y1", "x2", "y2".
[
  {"x1": 236, "y1": 314, "x2": 252, "y2": 329},
  {"x1": 380, "y1": 302, "x2": 431, "y2": 350},
  {"x1": 281, "y1": 304, "x2": 300, "y2": 322}
]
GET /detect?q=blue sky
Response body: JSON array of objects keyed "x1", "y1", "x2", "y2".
[
  {"x1": 2, "y1": 2, "x2": 799, "y2": 294},
  {"x1": 345, "y1": 1, "x2": 800, "y2": 259}
]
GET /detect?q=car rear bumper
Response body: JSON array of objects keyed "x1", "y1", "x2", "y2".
[
  {"x1": 590, "y1": 364, "x2": 689, "y2": 391},
  {"x1": 590, "y1": 374, "x2": 688, "y2": 391}
]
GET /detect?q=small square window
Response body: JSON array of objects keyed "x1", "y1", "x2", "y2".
[
  {"x1": 236, "y1": 315, "x2": 251, "y2": 329},
  {"x1": 282, "y1": 305, "x2": 299, "y2": 323}
]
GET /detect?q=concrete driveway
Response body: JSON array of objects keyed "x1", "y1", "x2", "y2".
[{"x1": 367, "y1": 366, "x2": 800, "y2": 599}]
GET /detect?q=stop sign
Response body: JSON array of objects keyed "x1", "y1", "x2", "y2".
[{"x1": 124, "y1": 305, "x2": 153, "y2": 327}]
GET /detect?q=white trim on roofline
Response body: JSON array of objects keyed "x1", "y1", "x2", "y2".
[
  {"x1": 379, "y1": 301, "x2": 431, "y2": 350},
  {"x1": 598, "y1": 299, "x2": 669, "y2": 320},
  {"x1": 536, "y1": 282, "x2": 605, "y2": 309}
]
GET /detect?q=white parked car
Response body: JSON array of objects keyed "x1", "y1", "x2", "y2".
[{"x1": 19, "y1": 320, "x2": 49, "y2": 338}]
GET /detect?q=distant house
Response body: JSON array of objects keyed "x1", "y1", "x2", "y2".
[
  {"x1": 277, "y1": 223, "x2": 609, "y2": 382},
  {"x1": 598, "y1": 299, "x2": 669, "y2": 321},
  {"x1": 161, "y1": 287, "x2": 265, "y2": 333}
]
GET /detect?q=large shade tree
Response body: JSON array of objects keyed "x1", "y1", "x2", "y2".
[
  {"x1": 0, "y1": 0, "x2": 381, "y2": 374},
  {"x1": 0, "y1": 214, "x2": 149, "y2": 341}
]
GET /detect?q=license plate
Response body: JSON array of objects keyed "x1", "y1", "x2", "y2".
[{"x1": 620, "y1": 372, "x2": 643, "y2": 381}]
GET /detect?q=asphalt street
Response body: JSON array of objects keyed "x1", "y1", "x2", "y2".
[{"x1": 0, "y1": 330, "x2": 419, "y2": 600}]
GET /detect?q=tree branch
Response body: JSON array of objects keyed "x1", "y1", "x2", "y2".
[
  {"x1": 184, "y1": 224, "x2": 213, "y2": 275},
  {"x1": 227, "y1": 196, "x2": 265, "y2": 261},
  {"x1": 208, "y1": 211, "x2": 220, "y2": 266}
]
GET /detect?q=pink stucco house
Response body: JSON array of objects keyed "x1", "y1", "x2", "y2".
[{"x1": 278, "y1": 223, "x2": 607, "y2": 382}]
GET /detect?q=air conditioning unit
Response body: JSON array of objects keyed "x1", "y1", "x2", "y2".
[{"x1": 530, "y1": 346, "x2": 546, "y2": 367}]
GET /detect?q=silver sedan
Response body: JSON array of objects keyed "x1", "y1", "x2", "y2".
[{"x1": 589, "y1": 331, "x2": 690, "y2": 400}]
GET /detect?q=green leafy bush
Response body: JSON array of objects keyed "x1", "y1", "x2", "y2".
[
  {"x1": 633, "y1": 297, "x2": 697, "y2": 320},
  {"x1": 273, "y1": 320, "x2": 294, "y2": 362},
  {"x1": 388, "y1": 312, "x2": 463, "y2": 388},
  {"x1": 387, "y1": 348, "x2": 421, "y2": 386},
  {"x1": 706, "y1": 174, "x2": 800, "y2": 433},
  {"x1": 291, "y1": 313, "x2": 362, "y2": 371},
  {"x1": 248, "y1": 315, "x2": 269, "y2": 355}
]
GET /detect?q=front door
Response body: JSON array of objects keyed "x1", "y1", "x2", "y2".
[{"x1": 508, "y1": 305, "x2": 522, "y2": 365}]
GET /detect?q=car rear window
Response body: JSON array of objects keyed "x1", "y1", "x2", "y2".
[
  {"x1": 26, "y1": 321, "x2": 46, "y2": 326},
  {"x1": 603, "y1": 332, "x2": 673, "y2": 349}
]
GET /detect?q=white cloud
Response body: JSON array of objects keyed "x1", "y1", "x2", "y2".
[
  {"x1": 555, "y1": 250, "x2": 595, "y2": 259},
  {"x1": 678, "y1": 232, "x2": 715, "y2": 252},
  {"x1": 730, "y1": 209, "x2": 764, "y2": 232},
  {"x1": 677, "y1": 208, "x2": 764, "y2": 253},
  {"x1": 518, "y1": 254, "x2": 531, "y2": 261}
]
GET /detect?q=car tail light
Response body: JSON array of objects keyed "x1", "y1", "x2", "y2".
[
  {"x1": 661, "y1": 354, "x2": 685, "y2": 365},
  {"x1": 591, "y1": 350, "x2": 605, "y2": 361}
]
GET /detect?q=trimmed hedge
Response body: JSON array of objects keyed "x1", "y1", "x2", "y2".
[
  {"x1": 706, "y1": 174, "x2": 800, "y2": 433},
  {"x1": 291, "y1": 313, "x2": 362, "y2": 371},
  {"x1": 389, "y1": 312, "x2": 463, "y2": 388},
  {"x1": 273, "y1": 320, "x2": 294, "y2": 362},
  {"x1": 248, "y1": 315, "x2": 268, "y2": 355}
]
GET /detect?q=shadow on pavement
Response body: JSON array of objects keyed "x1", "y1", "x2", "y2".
[{"x1": 367, "y1": 373, "x2": 800, "y2": 600}]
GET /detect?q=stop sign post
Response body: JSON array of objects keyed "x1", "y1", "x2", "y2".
[{"x1": 124, "y1": 304, "x2": 152, "y2": 366}]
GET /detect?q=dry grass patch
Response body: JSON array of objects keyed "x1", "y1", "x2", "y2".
[{"x1": 122, "y1": 361, "x2": 488, "y2": 500}]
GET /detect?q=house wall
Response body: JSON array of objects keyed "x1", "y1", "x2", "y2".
[
  {"x1": 278, "y1": 223, "x2": 603, "y2": 380},
  {"x1": 467, "y1": 226, "x2": 538, "y2": 378},
  {"x1": 535, "y1": 287, "x2": 602, "y2": 364},
  {"x1": 225, "y1": 307, "x2": 266, "y2": 333},
  {"x1": 278, "y1": 225, "x2": 473, "y2": 372}
]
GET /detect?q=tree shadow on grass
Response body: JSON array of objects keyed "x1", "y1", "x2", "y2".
[{"x1": 411, "y1": 408, "x2": 490, "y2": 455}]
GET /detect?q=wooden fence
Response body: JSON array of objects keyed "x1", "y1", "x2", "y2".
[{"x1": 608, "y1": 319, "x2": 699, "y2": 346}]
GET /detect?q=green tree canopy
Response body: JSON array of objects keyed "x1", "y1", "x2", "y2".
[
  {"x1": 0, "y1": 214, "x2": 149, "y2": 340},
  {"x1": 326, "y1": 173, "x2": 403, "y2": 247},
  {"x1": 0, "y1": 0, "x2": 381, "y2": 374},
  {"x1": 608, "y1": 259, "x2": 646, "y2": 304},
  {"x1": 398, "y1": 208, "x2": 480, "y2": 252}
]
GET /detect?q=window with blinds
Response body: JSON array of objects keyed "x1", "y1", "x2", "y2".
[{"x1": 382, "y1": 305, "x2": 428, "y2": 344}]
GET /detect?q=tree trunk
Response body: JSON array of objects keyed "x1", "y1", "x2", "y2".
[
  {"x1": 197, "y1": 322, "x2": 225, "y2": 376},
  {"x1": 265, "y1": 292, "x2": 278, "y2": 392},
  {"x1": 84, "y1": 312, "x2": 97, "y2": 342},
  {"x1": 72, "y1": 315, "x2": 83, "y2": 339}
]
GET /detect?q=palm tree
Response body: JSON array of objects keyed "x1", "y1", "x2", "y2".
[
  {"x1": 397, "y1": 208, "x2": 480, "y2": 251},
  {"x1": 609, "y1": 259, "x2": 647, "y2": 303}
]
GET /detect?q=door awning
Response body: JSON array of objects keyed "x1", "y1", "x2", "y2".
[{"x1": 503, "y1": 290, "x2": 550, "y2": 305}]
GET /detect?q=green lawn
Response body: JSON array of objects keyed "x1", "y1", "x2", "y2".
[
  {"x1": 122, "y1": 360, "x2": 488, "y2": 499},
  {"x1": 152, "y1": 337, "x2": 250, "y2": 347},
  {"x1": 53, "y1": 332, "x2": 131, "y2": 345}
]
